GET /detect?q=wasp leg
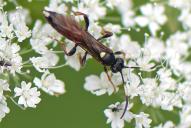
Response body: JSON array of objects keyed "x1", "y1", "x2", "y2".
[
  {"x1": 114, "y1": 51, "x2": 126, "y2": 58},
  {"x1": 114, "y1": 51, "x2": 125, "y2": 55},
  {"x1": 104, "y1": 66, "x2": 117, "y2": 93},
  {"x1": 73, "y1": 11, "x2": 89, "y2": 31},
  {"x1": 78, "y1": 51, "x2": 88, "y2": 67},
  {"x1": 82, "y1": 51, "x2": 88, "y2": 66},
  {"x1": 60, "y1": 43, "x2": 78, "y2": 56},
  {"x1": 97, "y1": 30, "x2": 113, "y2": 41},
  {"x1": 51, "y1": 37, "x2": 78, "y2": 56}
]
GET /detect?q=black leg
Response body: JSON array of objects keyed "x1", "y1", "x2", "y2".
[
  {"x1": 114, "y1": 51, "x2": 125, "y2": 55},
  {"x1": 104, "y1": 66, "x2": 116, "y2": 93},
  {"x1": 61, "y1": 43, "x2": 78, "y2": 56},
  {"x1": 114, "y1": 51, "x2": 125, "y2": 59},
  {"x1": 82, "y1": 51, "x2": 88, "y2": 66},
  {"x1": 79, "y1": 51, "x2": 88, "y2": 67},
  {"x1": 49, "y1": 36, "x2": 78, "y2": 56},
  {"x1": 97, "y1": 30, "x2": 113, "y2": 41},
  {"x1": 73, "y1": 11, "x2": 89, "y2": 31}
]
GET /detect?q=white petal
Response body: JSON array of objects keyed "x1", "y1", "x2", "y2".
[
  {"x1": 14, "y1": 87, "x2": 22, "y2": 97},
  {"x1": 135, "y1": 16, "x2": 149, "y2": 27},
  {"x1": 18, "y1": 96, "x2": 26, "y2": 106},
  {"x1": 148, "y1": 22, "x2": 160, "y2": 36}
]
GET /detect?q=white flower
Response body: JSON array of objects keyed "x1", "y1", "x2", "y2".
[
  {"x1": 9, "y1": 8, "x2": 31, "y2": 24},
  {"x1": 9, "y1": 9, "x2": 31, "y2": 42},
  {"x1": 0, "y1": 97, "x2": 10, "y2": 122},
  {"x1": 30, "y1": 20, "x2": 61, "y2": 54},
  {"x1": 14, "y1": 81, "x2": 41, "y2": 108},
  {"x1": 0, "y1": 79, "x2": 10, "y2": 97},
  {"x1": 135, "y1": 48, "x2": 155, "y2": 71},
  {"x1": 138, "y1": 78, "x2": 159, "y2": 106},
  {"x1": 180, "y1": 62, "x2": 191, "y2": 80},
  {"x1": 154, "y1": 121, "x2": 175, "y2": 128},
  {"x1": 114, "y1": 0, "x2": 135, "y2": 27},
  {"x1": 179, "y1": 9, "x2": 191, "y2": 29},
  {"x1": 134, "y1": 112, "x2": 152, "y2": 128},
  {"x1": 0, "y1": 12, "x2": 14, "y2": 39},
  {"x1": 116, "y1": 0, "x2": 133, "y2": 13},
  {"x1": 135, "y1": 4, "x2": 167, "y2": 36},
  {"x1": 144, "y1": 37, "x2": 165, "y2": 61},
  {"x1": 0, "y1": 38, "x2": 22, "y2": 75},
  {"x1": 104, "y1": 23, "x2": 121, "y2": 34},
  {"x1": 88, "y1": 21, "x2": 102, "y2": 39},
  {"x1": 72, "y1": 0, "x2": 106, "y2": 21},
  {"x1": 84, "y1": 72, "x2": 120, "y2": 96},
  {"x1": 30, "y1": 51, "x2": 59, "y2": 72},
  {"x1": 169, "y1": 0, "x2": 191, "y2": 9},
  {"x1": 10, "y1": 10, "x2": 31, "y2": 42},
  {"x1": 165, "y1": 32, "x2": 189, "y2": 75},
  {"x1": 34, "y1": 71, "x2": 65, "y2": 96},
  {"x1": 157, "y1": 68, "x2": 176, "y2": 91},
  {"x1": 166, "y1": 32, "x2": 188, "y2": 58},
  {"x1": 126, "y1": 73, "x2": 140, "y2": 99},
  {"x1": 178, "y1": 104, "x2": 191, "y2": 128},
  {"x1": 46, "y1": 0, "x2": 68, "y2": 14},
  {"x1": 159, "y1": 92, "x2": 182, "y2": 111},
  {"x1": 30, "y1": 38, "x2": 49, "y2": 54},
  {"x1": 32, "y1": 20, "x2": 61, "y2": 41},
  {"x1": 104, "y1": 102, "x2": 134, "y2": 128},
  {"x1": 105, "y1": 0, "x2": 124, "y2": 9},
  {"x1": 117, "y1": 35, "x2": 141, "y2": 59},
  {"x1": 178, "y1": 82, "x2": 191, "y2": 103},
  {"x1": 122, "y1": 10, "x2": 135, "y2": 27},
  {"x1": 108, "y1": 35, "x2": 120, "y2": 52}
]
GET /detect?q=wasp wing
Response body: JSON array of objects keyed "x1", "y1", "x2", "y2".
[{"x1": 44, "y1": 10, "x2": 83, "y2": 42}]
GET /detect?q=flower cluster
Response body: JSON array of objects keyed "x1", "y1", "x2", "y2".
[
  {"x1": 1, "y1": 0, "x2": 191, "y2": 128},
  {"x1": 0, "y1": 1, "x2": 65, "y2": 122}
]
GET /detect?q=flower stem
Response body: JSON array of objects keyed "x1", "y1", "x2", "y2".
[
  {"x1": 20, "y1": 48, "x2": 33, "y2": 55},
  {"x1": 10, "y1": 97, "x2": 26, "y2": 110}
]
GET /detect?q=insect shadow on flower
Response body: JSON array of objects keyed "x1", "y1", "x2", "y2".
[{"x1": 43, "y1": 8, "x2": 139, "y2": 118}]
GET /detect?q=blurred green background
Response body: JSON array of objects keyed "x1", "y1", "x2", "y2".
[{"x1": 1, "y1": 0, "x2": 180, "y2": 128}]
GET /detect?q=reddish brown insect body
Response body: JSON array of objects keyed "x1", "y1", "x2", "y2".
[{"x1": 43, "y1": 9, "x2": 138, "y2": 118}]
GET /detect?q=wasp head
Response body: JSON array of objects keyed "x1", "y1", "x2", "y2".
[{"x1": 110, "y1": 58, "x2": 124, "y2": 73}]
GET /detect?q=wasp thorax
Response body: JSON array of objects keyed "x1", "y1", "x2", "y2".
[{"x1": 100, "y1": 52, "x2": 115, "y2": 66}]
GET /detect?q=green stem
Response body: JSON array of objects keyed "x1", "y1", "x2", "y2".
[
  {"x1": 19, "y1": 49, "x2": 33, "y2": 55},
  {"x1": 10, "y1": 97, "x2": 26, "y2": 110}
]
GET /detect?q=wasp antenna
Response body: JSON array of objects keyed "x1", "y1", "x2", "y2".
[
  {"x1": 124, "y1": 66, "x2": 140, "y2": 69},
  {"x1": 120, "y1": 70, "x2": 125, "y2": 85},
  {"x1": 120, "y1": 95, "x2": 128, "y2": 119},
  {"x1": 119, "y1": 71, "x2": 129, "y2": 119}
]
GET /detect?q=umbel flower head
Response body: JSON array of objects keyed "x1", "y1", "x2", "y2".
[{"x1": 14, "y1": 81, "x2": 41, "y2": 108}]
